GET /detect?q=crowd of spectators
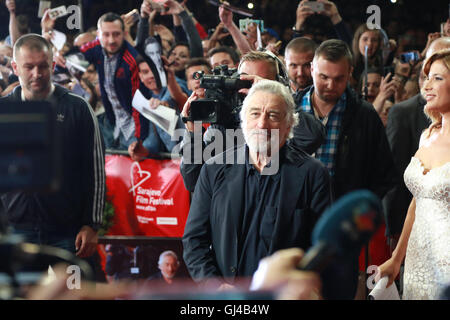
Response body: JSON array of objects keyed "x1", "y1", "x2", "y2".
[{"x1": 1, "y1": 0, "x2": 450, "y2": 299}]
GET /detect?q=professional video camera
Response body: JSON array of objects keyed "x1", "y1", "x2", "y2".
[{"x1": 188, "y1": 65, "x2": 252, "y2": 127}]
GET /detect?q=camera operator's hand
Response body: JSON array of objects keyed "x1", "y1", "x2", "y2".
[
  {"x1": 128, "y1": 140, "x2": 150, "y2": 162},
  {"x1": 181, "y1": 91, "x2": 203, "y2": 132},
  {"x1": 295, "y1": 0, "x2": 314, "y2": 31},
  {"x1": 238, "y1": 74, "x2": 265, "y2": 95},
  {"x1": 316, "y1": 0, "x2": 342, "y2": 25}
]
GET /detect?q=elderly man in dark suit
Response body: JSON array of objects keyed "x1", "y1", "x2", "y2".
[
  {"x1": 383, "y1": 37, "x2": 450, "y2": 247},
  {"x1": 182, "y1": 80, "x2": 356, "y2": 299}
]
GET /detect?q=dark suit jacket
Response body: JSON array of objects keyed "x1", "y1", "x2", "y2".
[
  {"x1": 182, "y1": 144, "x2": 358, "y2": 299},
  {"x1": 383, "y1": 94, "x2": 430, "y2": 236}
]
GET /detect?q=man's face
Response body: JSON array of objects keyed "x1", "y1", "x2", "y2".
[
  {"x1": 186, "y1": 64, "x2": 210, "y2": 93},
  {"x1": 210, "y1": 51, "x2": 236, "y2": 69},
  {"x1": 311, "y1": 56, "x2": 352, "y2": 103},
  {"x1": 98, "y1": 20, "x2": 124, "y2": 56},
  {"x1": 138, "y1": 61, "x2": 158, "y2": 92},
  {"x1": 242, "y1": 91, "x2": 291, "y2": 155},
  {"x1": 12, "y1": 46, "x2": 54, "y2": 100},
  {"x1": 239, "y1": 60, "x2": 277, "y2": 80},
  {"x1": 285, "y1": 49, "x2": 314, "y2": 91},
  {"x1": 159, "y1": 255, "x2": 179, "y2": 280}
]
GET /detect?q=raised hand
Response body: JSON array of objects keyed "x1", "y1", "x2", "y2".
[{"x1": 5, "y1": 0, "x2": 16, "y2": 14}]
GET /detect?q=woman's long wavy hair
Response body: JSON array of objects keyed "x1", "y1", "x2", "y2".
[{"x1": 422, "y1": 48, "x2": 450, "y2": 135}]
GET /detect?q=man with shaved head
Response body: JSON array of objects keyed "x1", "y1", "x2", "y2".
[
  {"x1": 1, "y1": 34, "x2": 105, "y2": 262},
  {"x1": 73, "y1": 32, "x2": 96, "y2": 48},
  {"x1": 383, "y1": 36, "x2": 450, "y2": 248},
  {"x1": 284, "y1": 37, "x2": 317, "y2": 93}
]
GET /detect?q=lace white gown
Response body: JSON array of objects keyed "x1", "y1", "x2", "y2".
[{"x1": 403, "y1": 157, "x2": 450, "y2": 300}]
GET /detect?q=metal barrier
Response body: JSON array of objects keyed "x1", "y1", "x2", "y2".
[{"x1": 105, "y1": 149, "x2": 181, "y2": 160}]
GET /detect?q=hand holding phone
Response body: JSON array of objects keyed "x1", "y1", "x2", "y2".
[
  {"x1": 48, "y1": 5, "x2": 69, "y2": 20},
  {"x1": 145, "y1": 0, "x2": 167, "y2": 13},
  {"x1": 124, "y1": 9, "x2": 140, "y2": 24},
  {"x1": 303, "y1": 1, "x2": 325, "y2": 13}
]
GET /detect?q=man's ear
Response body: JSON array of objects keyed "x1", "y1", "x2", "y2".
[{"x1": 11, "y1": 61, "x2": 19, "y2": 76}]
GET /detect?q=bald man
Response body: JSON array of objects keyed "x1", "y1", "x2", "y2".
[
  {"x1": 284, "y1": 37, "x2": 317, "y2": 93},
  {"x1": 383, "y1": 37, "x2": 450, "y2": 244},
  {"x1": 73, "y1": 32, "x2": 96, "y2": 48}
]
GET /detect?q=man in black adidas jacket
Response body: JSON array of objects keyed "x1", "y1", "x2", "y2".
[{"x1": 0, "y1": 34, "x2": 105, "y2": 259}]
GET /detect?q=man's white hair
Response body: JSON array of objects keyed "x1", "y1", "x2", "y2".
[
  {"x1": 158, "y1": 250, "x2": 179, "y2": 266},
  {"x1": 240, "y1": 79, "x2": 299, "y2": 139}
]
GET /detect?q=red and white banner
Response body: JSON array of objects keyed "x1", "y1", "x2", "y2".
[{"x1": 105, "y1": 155, "x2": 190, "y2": 237}]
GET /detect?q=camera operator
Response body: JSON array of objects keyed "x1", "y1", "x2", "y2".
[{"x1": 179, "y1": 50, "x2": 325, "y2": 192}]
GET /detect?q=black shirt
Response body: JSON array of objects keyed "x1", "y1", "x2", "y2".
[{"x1": 237, "y1": 147, "x2": 281, "y2": 277}]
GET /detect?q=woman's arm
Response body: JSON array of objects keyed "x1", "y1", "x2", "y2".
[
  {"x1": 162, "y1": 55, "x2": 188, "y2": 111},
  {"x1": 162, "y1": 0, "x2": 203, "y2": 58},
  {"x1": 379, "y1": 197, "x2": 416, "y2": 287}
]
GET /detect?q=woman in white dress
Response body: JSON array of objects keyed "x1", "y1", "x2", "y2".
[{"x1": 379, "y1": 48, "x2": 450, "y2": 300}]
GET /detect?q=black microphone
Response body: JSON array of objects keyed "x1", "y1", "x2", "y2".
[{"x1": 298, "y1": 190, "x2": 383, "y2": 272}]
